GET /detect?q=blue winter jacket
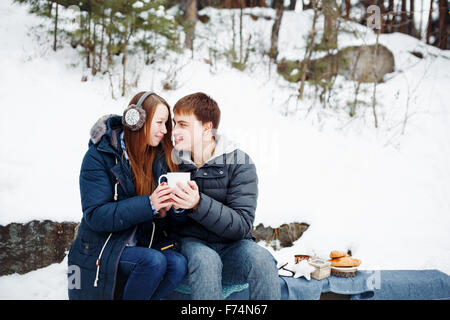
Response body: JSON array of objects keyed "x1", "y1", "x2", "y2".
[{"x1": 67, "y1": 115, "x2": 187, "y2": 300}]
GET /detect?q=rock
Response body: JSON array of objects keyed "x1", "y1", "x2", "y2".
[
  {"x1": 198, "y1": 14, "x2": 210, "y2": 24},
  {"x1": 251, "y1": 222, "x2": 309, "y2": 250},
  {"x1": 277, "y1": 44, "x2": 395, "y2": 83},
  {"x1": 337, "y1": 44, "x2": 395, "y2": 82},
  {"x1": 409, "y1": 51, "x2": 424, "y2": 59},
  {"x1": 0, "y1": 220, "x2": 78, "y2": 276}
]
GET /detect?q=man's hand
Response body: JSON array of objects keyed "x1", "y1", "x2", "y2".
[{"x1": 170, "y1": 181, "x2": 200, "y2": 210}]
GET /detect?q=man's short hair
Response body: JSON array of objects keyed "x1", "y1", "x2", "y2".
[{"x1": 173, "y1": 92, "x2": 221, "y2": 129}]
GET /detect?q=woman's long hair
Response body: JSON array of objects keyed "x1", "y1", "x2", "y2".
[{"x1": 123, "y1": 92, "x2": 177, "y2": 196}]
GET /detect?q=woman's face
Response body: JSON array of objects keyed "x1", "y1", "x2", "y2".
[{"x1": 148, "y1": 103, "x2": 169, "y2": 147}]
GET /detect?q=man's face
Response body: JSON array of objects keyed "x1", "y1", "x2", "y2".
[{"x1": 172, "y1": 112, "x2": 204, "y2": 152}]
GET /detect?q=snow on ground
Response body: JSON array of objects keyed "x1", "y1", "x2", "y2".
[
  {"x1": 0, "y1": 257, "x2": 69, "y2": 300},
  {"x1": 0, "y1": 1, "x2": 449, "y2": 299}
]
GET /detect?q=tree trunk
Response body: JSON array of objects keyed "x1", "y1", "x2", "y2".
[
  {"x1": 239, "y1": 0, "x2": 244, "y2": 62},
  {"x1": 92, "y1": 21, "x2": 97, "y2": 76},
  {"x1": 344, "y1": 0, "x2": 350, "y2": 19},
  {"x1": 409, "y1": 0, "x2": 415, "y2": 36},
  {"x1": 122, "y1": 21, "x2": 129, "y2": 97},
  {"x1": 419, "y1": 0, "x2": 424, "y2": 39},
  {"x1": 86, "y1": 12, "x2": 91, "y2": 69},
  {"x1": 386, "y1": 0, "x2": 394, "y2": 33},
  {"x1": 322, "y1": 0, "x2": 338, "y2": 50},
  {"x1": 184, "y1": 0, "x2": 197, "y2": 50},
  {"x1": 231, "y1": 13, "x2": 236, "y2": 59},
  {"x1": 371, "y1": 32, "x2": 380, "y2": 128},
  {"x1": 375, "y1": 0, "x2": 387, "y2": 34},
  {"x1": 53, "y1": 3, "x2": 58, "y2": 51},
  {"x1": 426, "y1": 0, "x2": 434, "y2": 44},
  {"x1": 400, "y1": 0, "x2": 407, "y2": 34},
  {"x1": 299, "y1": 0, "x2": 318, "y2": 99},
  {"x1": 288, "y1": 0, "x2": 296, "y2": 10},
  {"x1": 99, "y1": 13, "x2": 105, "y2": 73},
  {"x1": 269, "y1": 0, "x2": 284, "y2": 60},
  {"x1": 107, "y1": 9, "x2": 113, "y2": 67},
  {"x1": 438, "y1": 0, "x2": 448, "y2": 49}
]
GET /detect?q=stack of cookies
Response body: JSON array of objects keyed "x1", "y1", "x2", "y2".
[{"x1": 328, "y1": 250, "x2": 361, "y2": 277}]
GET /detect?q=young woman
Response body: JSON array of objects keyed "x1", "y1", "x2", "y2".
[{"x1": 68, "y1": 91, "x2": 187, "y2": 300}]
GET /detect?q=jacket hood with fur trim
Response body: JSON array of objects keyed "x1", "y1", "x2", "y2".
[{"x1": 89, "y1": 114, "x2": 121, "y2": 145}]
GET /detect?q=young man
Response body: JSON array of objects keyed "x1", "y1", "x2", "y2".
[{"x1": 168, "y1": 92, "x2": 281, "y2": 300}]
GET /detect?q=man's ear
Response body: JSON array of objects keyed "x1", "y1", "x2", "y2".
[{"x1": 203, "y1": 121, "x2": 213, "y2": 136}]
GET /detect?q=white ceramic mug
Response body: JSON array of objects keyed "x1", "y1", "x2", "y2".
[{"x1": 158, "y1": 172, "x2": 191, "y2": 189}]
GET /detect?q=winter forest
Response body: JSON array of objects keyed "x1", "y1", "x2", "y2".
[
  {"x1": 13, "y1": 0, "x2": 449, "y2": 100},
  {"x1": 0, "y1": 0, "x2": 449, "y2": 299}
]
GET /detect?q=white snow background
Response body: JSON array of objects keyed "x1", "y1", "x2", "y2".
[{"x1": 0, "y1": 0, "x2": 449, "y2": 299}]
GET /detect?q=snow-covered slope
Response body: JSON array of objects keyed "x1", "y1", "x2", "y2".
[{"x1": 0, "y1": 1, "x2": 449, "y2": 299}]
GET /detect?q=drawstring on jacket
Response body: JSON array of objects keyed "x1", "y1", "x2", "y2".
[
  {"x1": 114, "y1": 179, "x2": 119, "y2": 201},
  {"x1": 94, "y1": 232, "x2": 112, "y2": 287},
  {"x1": 114, "y1": 157, "x2": 119, "y2": 201},
  {"x1": 148, "y1": 222, "x2": 155, "y2": 248}
]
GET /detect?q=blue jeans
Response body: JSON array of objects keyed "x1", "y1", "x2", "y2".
[
  {"x1": 180, "y1": 237, "x2": 281, "y2": 300},
  {"x1": 118, "y1": 246, "x2": 187, "y2": 300}
]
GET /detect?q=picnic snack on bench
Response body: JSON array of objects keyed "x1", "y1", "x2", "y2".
[
  {"x1": 329, "y1": 256, "x2": 361, "y2": 267},
  {"x1": 328, "y1": 250, "x2": 362, "y2": 267},
  {"x1": 328, "y1": 250, "x2": 362, "y2": 278},
  {"x1": 329, "y1": 250, "x2": 349, "y2": 259}
]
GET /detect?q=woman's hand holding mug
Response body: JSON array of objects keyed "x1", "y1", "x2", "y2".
[{"x1": 150, "y1": 182, "x2": 173, "y2": 217}]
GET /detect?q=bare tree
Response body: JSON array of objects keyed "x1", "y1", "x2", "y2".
[
  {"x1": 98, "y1": 12, "x2": 105, "y2": 73},
  {"x1": 121, "y1": 18, "x2": 129, "y2": 97},
  {"x1": 438, "y1": 0, "x2": 448, "y2": 49},
  {"x1": 386, "y1": 0, "x2": 394, "y2": 33},
  {"x1": 400, "y1": 0, "x2": 407, "y2": 34},
  {"x1": 288, "y1": 0, "x2": 296, "y2": 10},
  {"x1": 184, "y1": 0, "x2": 197, "y2": 50},
  {"x1": 371, "y1": 32, "x2": 380, "y2": 128},
  {"x1": 53, "y1": 2, "x2": 58, "y2": 51},
  {"x1": 344, "y1": 0, "x2": 350, "y2": 19},
  {"x1": 239, "y1": 0, "x2": 244, "y2": 61},
  {"x1": 321, "y1": 0, "x2": 338, "y2": 50},
  {"x1": 419, "y1": 0, "x2": 424, "y2": 39},
  {"x1": 426, "y1": 0, "x2": 434, "y2": 44},
  {"x1": 409, "y1": 0, "x2": 415, "y2": 35},
  {"x1": 269, "y1": 0, "x2": 284, "y2": 60},
  {"x1": 92, "y1": 19, "x2": 98, "y2": 76},
  {"x1": 106, "y1": 8, "x2": 113, "y2": 67},
  {"x1": 378, "y1": 0, "x2": 387, "y2": 34},
  {"x1": 299, "y1": 0, "x2": 319, "y2": 99}
]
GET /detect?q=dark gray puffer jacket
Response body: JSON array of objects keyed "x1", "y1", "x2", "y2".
[{"x1": 172, "y1": 134, "x2": 258, "y2": 243}]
